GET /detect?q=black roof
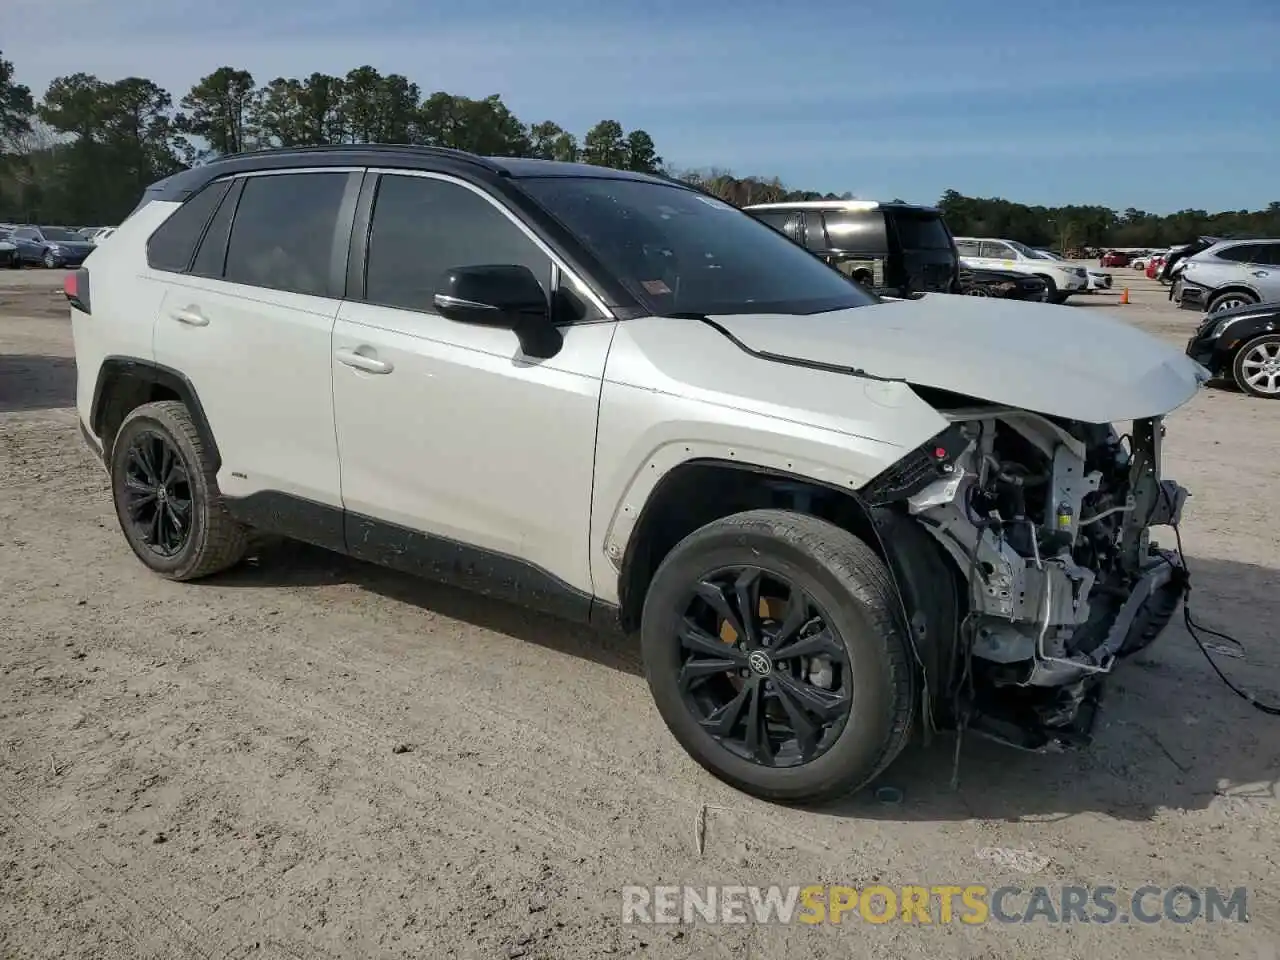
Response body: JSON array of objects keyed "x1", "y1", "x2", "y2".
[{"x1": 142, "y1": 144, "x2": 679, "y2": 204}]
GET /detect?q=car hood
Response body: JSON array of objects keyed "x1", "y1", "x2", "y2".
[{"x1": 706, "y1": 295, "x2": 1208, "y2": 423}]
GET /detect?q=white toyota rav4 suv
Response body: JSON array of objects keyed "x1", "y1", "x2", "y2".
[
  {"x1": 955, "y1": 237, "x2": 1089, "y2": 304},
  {"x1": 68, "y1": 145, "x2": 1205, "y2": 804}
]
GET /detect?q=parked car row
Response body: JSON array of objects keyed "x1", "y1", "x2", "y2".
[{"x1": 0, "y1": 222, "x2": 117, "y2": 268}]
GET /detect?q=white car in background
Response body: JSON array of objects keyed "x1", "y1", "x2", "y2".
[
  {"x1": 954, "y1": 237, "x2": 1089, "y2": 304},
  {"x1": 1035, "y1": 249, "x2": 1112, "y2": 291}
]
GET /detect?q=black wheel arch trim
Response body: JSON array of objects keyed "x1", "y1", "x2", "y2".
[
  {"x1": 91, "y1": 357, "x2": 222, "y2": 470},
  {"x1": 614, "y1": 456, "x2": 951, "y2": 712}
]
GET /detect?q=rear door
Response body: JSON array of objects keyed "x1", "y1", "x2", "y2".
[
  {"x1": 151, "y1": 168, "x2": 359, "y2": 514},
  {"x1": 886, "y1": 209, "x2": 958, "y2": 293}
]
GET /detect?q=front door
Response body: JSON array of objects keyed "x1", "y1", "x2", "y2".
[{"x1": 330, "y1": 171, "x2": 614, "y2": 610}]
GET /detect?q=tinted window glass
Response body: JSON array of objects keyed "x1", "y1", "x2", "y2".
[
  {"x1": 893, "y1": 213, "x2": 952, "y2": 250},
  {"x1": 750, "y1": 210, "x2": 805, "y2": 245},
  {"x1": 190, "y1": 180, "x2": 242, "y2": 279},
  {"x1": 1216, "y1": 244, "x2": 1261, "y2": 263},
  {"x1": 364, "y1": 174, "x2": 551, "y2": 313},
  {"x1": 821, "y1": 211, "x2": 886, "y2": 254},
  {"x1": 14, "y1": 228, "x2": 37, "y2": 240},
  {"x1": 1257, "y1": 243, "x2": 1280, "y2": 266},
  {"x1": 224, "y1": 172, "x2": 348, "y2": 296},
  {"x1": 521, "y1": 177, "x2": 878, "y2": 316},
  {"x1": 146, "y1": 180, "x2": 232, "y2": 273}
]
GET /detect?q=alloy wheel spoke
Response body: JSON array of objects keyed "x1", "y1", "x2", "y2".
[
  {"x1": 700, "y1": 681, "x2": 753, "y2": 738},
  {"x1": 772, "y1": 671, "x2": 849, "y2": 722},
  {"x1": 694, "y1": 579, "x2": 748, "y2": 645},
  {"x1": 678, "y1": 657, "x2": 739, "y2": 691},
  {"x1": 776, "y1": 589, "x2": 815, "y2": 644},
  {"x1": 744, "y1": 681, "x2": 773, "y2": 764},
  {"x1": 772, "y1": 680, "x2": 821, "y2": 760},
  {"x1": 679, "y1": 617, "x2": 747, "y2": 663},
  {"x1": 732, "y1": 568, "x2": 763, "y2": 647},
  {"x1": 773, "y1": 627, "x2": 843, "y2": 662}
]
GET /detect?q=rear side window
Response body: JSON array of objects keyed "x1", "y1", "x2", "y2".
[
  {"x1": 821, "y1": 211, "x2": 886, "y2": 254},
  {"x1": 146, "y1": 180, "x2": 232, "y2": 273},
  {"x1": 1257, "y1": 243, "x2": 1280, "y2": 266},
  {"x1": 1215, "y1": 244, "x2": 1262, "y2": 263},
  {"x1": 980, "y1": 241, "x2": 1013, "y2": 259},
  {"x1": 892, "y1": 213, "x2": 953, "y2": 250},
  {"x1": 955, "y1": 239, "x2": 981, "y2": 257},
  {"x1": 750, "y1": 211, "x2": 805, "y2": 245},
  {"x1": 223, "y1": 172, "x2": 349, "y2": 297}
]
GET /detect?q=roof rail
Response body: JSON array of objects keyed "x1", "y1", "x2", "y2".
[{"x1": 210, "y1": 143, "x2": 505, "y2": 173}]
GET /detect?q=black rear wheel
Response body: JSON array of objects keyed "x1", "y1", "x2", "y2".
[
  {"x1": 640, "y1": 510, "x2": 915, "y2": 804},
  {"x1": 110, "y1": 401, "x2": 248, "y2": 580}
]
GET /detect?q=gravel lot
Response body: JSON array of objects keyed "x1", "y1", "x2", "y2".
[{"x1": 1, "y1": 266, "x2": 1277, "y2": 959}]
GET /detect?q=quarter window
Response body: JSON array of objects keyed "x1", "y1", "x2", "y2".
[
  {"x1": 146, "y1": 180, "x2": 232, "y2": 273},
  {"x1": 190, "y1": 181, "x2": 243, "y2": 279},
  {"x1": 223, "y1": 172, "x2": 349, "y2": 297},
  {"x1": 363, "y1": 174, "x2": 551, "y2": 314}
]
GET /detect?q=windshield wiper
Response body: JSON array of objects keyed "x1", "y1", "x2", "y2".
[{"x1": 658, "y1": 311, "x2": 711, "y2": 321}]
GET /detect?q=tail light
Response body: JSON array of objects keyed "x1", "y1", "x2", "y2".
[{"x1": 64, "y1": 268, "x2": 91, "y2": 314}]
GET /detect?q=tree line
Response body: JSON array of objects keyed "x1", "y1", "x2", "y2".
[{"x1": 2, "y1": 50, "x2": 1277, "y2": 247}]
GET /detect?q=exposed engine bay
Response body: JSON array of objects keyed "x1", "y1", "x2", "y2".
[{"x1": 862, "y1": 407, "x2": 1190, "y2": 751}]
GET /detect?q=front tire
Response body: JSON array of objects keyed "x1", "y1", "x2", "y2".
[
  {"x1": 42, "y1": 249, "x2": 60, "y2": 269},
  {"x1": 110, "y1": 401, "x2": 249, "y2": 580},
  {"x1": 639, "y1": 510, "x2": 915, "y2": 804},
  {"x1": 1232, "y1": 334, "x2": 1280, "y2": 399}
]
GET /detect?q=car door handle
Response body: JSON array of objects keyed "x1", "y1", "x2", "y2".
[
  {"x1": 335, "y1": 348, "x2": 393, "y2": 374},
  {"x1": 1251, "y1": 270, "x2": 1270, "y2": 277},
  {"x1": 170, "y1": 307, "x2": 209, "y2": 327}
]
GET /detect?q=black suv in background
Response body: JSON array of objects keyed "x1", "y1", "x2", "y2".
[{"x1": 743, "y1": 200, "x2": 960, "y2": 298}]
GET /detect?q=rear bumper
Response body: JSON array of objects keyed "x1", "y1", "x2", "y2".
[{"x1": 1177, "y1": 283, "x2": 1209, "y2": 311}]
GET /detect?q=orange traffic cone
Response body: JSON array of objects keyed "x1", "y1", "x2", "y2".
[{"x1": 1119, "y1": 287, "x2": 1130, "y2": 305}]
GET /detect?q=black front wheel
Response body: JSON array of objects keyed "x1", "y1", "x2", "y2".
[
  {"x1": 640, "y1": 510, "x2": 916, "y2": 804},
  {"x1": 110, "y1": 401, "x2": 249, "y2": 580}
]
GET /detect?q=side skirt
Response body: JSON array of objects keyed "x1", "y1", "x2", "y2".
[{"x1": 223, "y1": 491, "x2": 607, "y2": 626}]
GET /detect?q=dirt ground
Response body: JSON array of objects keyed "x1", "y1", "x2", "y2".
[{"x1": 1, "y1": 266, "x2": 1277, "y2": 960}]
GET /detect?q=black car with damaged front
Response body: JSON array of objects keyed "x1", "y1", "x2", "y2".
[
  {"x1": 1184, "y1": 300, "x2": 1280, "y2": 399},
  {"x1": 957, "y1": 266, "x2": 1048, "y2": 301}
]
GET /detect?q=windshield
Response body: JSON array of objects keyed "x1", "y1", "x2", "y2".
[
  {"x1": 1033, "y1": 249, "x2": 1062, "y2": 260},
  {"x1": 519, "y1": 177, "x2": 879, "y2": 316},
  {"x1": 893, "y1": 213, "x2": 953, "y2": 250},
  {"x1": 40, "y1": 227, "x2": 81, "y2": 241}
]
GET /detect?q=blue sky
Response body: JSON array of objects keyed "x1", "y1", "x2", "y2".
[{"x1": 8, "y1": 0, "x2": 1279, "y2": 213}]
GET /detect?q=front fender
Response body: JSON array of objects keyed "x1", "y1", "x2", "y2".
[{"x1": 588, "y1": 317, "x2": 950, "y2": 604}]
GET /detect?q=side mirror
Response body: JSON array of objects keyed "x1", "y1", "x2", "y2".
[{"x1": 433, "y1": 264, "x2": 562, "y2": 359}]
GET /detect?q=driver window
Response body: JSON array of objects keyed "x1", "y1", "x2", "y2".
[
  {"x1": 980, "y1": 241, "x2": 1013, "y2": 259},
  {"x1": 363, "y1": 174, "x2": 556, "y2": 316}
]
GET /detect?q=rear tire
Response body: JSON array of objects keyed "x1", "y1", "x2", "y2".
[
  {"x1": 109, "y1": 401, "x2": 249, "y2": 580},
  {"x1": 1208, "y1": 290, "x2": 1258, "y2": 315},
  {"x1": 639, "y1": 509, "x2": 915, "y2": 804}
]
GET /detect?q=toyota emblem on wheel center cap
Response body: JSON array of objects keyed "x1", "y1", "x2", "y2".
[{"x1": 747, "y1": 650, "x2": 773, "y2": 677}]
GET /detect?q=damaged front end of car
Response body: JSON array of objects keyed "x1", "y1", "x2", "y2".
[{"x1": 861, "y1": 406, "x2": 1189, "y2": 752}]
